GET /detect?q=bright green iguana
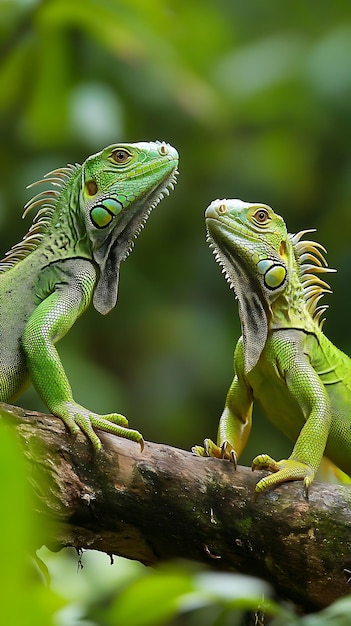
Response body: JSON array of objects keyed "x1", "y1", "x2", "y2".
[
  {"x1": 193, "y1": 198, "x2": 351, "y2": 495},
  {"x1": 0, "y1": 141, "x2": 178, "y2": 450}
]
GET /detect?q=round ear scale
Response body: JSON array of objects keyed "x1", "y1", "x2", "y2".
[
  {"x1": 90, "y1": 198, "x2": 123, "y2": 229},
  {"x1": 257, "y1": 259, "x2": 286, "y2": 290},
  {"x1": 265, "y1": 265, "x2": 286, "y2": 289}
]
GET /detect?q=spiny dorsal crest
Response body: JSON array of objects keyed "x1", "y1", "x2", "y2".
[
  {"x1": 289, "y1": 229, "x2": 336, "y2": 328},
  {"x1": 0, "y1": 164, "x2": 78, "y2": 272}
]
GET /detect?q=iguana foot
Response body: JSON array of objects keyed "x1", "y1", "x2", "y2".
[
  {"x1": 53, "y1": 401, "x2": 144, "y2": 452},
  {"x1": 252, "y1": 454, "x2": 315, "y2": 497},
  {"x1": 192, "y1": 438, "x2": 237, "y2": 466}
]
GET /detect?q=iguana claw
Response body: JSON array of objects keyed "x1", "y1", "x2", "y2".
[
  {"x1": 220, "y1": 441, "x2": 237, "y2": 468},
  {"x1": 192, "y1": 438, "x2": 237, "y2": 468}
]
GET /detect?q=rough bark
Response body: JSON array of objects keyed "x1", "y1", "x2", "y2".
[{"x1": 1, "y1": 401, "x2": 351, "y2": 612}]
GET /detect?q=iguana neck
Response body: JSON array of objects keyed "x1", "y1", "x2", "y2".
[
  {"x1": 39, "y1": 166, "x2": 91, "y2": 263},
  {"x1": 0, "y1": 164, "x2": 91, "y2": 273},
  {"x1": 270, "y1": 259, "x2": 316, "y2": 333}
]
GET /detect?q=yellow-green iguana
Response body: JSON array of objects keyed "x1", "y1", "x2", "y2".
[
  {"x1": 0, "y1": 141, "x2": 178, "y2": 450},
  {"x1": 193, "y1": 198, "x2": 351, "y2": 495}
]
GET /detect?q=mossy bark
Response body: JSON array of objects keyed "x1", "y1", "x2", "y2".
[{"x1": 1, "y1": 401, "x2": 351, "y2": 612}]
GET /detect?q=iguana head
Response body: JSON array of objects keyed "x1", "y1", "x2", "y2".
[
  {"x1": 206, "y1": 198, "x2": 334, "y2": 372},
  {"x1": 81, "y1": 141, "x2": 179, "y2": 314},
  {"x1": 1, "y1": 141, "x2": 178, "y2": 315}
]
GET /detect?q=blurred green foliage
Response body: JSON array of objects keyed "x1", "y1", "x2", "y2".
[
  {"x1": 2, "y1": 0, "x2": 351, "y2": 623},
  {"x1": 0, "y1": 413, "x2": 62, "y2": 624}
]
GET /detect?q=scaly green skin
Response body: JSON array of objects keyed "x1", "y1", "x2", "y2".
[
  {"x1": 0, "y1": 141, "x2": 178, "y2": 450},
  {"x1": 193, "y1": 199, "x2": 351, "y2": 495}
]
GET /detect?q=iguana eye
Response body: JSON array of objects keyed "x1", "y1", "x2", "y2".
[
  {"x1": 111, "y1": 149, "x2": 132, "y2": 164},
  {"x1": 253, "y1": 208, "x2": 269, "y2": 224}
]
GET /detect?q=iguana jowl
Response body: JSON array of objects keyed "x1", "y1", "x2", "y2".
[
  {"x1": 193, "y1": 198, "x2": 351, "y2": 494},
  {"x1": 0, "y1": 141, "x2": 178, "y2": 450}
]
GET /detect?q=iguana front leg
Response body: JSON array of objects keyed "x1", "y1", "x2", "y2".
[
  {"x1": 252, "y1": 343, "x2": 332, "y2": 496},
  {"x1": 192, "y1": 339, "x2": 253, "y2": 465},
  {"x1": 21, "y1": 267, "x2": 143, "y2": 451}
]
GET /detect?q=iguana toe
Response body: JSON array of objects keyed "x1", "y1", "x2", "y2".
[
  {"x1": 192, "y1": 438, "x2": 237, "y2": 466},
  {"x1": 192, "y1": 438, "x2": 222, "y2": 458},
  {"x1": 53, "y1": 401, "x2": 143, "y2": 451}
]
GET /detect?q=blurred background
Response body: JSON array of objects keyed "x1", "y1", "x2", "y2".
[{"x1": 1, "y1": 0, "x2": 351, "y2": 623}]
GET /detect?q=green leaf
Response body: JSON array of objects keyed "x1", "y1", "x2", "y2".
[{"x1": 106, "y1": 566, "x2": 194, "y2": 626}]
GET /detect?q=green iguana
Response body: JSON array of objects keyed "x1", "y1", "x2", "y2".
[
  {"x1": 0, "y1": 141, "x2": 178, "y2": 450},
  {"x1": 193, "y1": 198, "x2": 351, "y2": 495}
]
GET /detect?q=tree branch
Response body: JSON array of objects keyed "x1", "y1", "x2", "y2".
[{"x1": 1, "y1": 401, "x2": 351, "y2": 612}]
